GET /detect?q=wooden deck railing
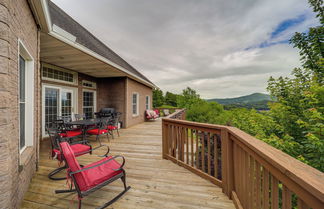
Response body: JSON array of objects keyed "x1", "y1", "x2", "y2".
[{"x1": 162, "y1": 109, "x2": 324, "y2": 209}]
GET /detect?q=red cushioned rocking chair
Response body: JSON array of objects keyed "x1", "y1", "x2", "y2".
[
  {"x1": 59, "y1": 142, "x2": 131, "y2": 209},
  {"x1": 47, "y1": 127, "x2": 109, "y2": 182}
]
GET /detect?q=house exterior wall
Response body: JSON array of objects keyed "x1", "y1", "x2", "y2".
[
  {"x1": 126, "y1": 78, "x2": 153, "y2": 127},
  {"x1": 97, "y1": 77, "x2": 127, "y2": 127},
  {"x1": 0, "y1": 0, "x2": 40, "y2": 208}
]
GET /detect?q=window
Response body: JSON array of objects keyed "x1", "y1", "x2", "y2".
[
  {"x1": 145, "y1": 95, "x2": 150, "y2": 110},
  {"x1": 82, "y1": 80, "x2": 96, "y2": 89},
  {"x1": 42, "y1": 64, "x2": 77, "y2": 84},
  {"x1": 18, "y1": 40, "x2": 34, "y2": 152},
  {"x1": 83, "y1": 91, "x2": 96, "y2": 119},
  {"x1": 19, "y1": 56, "x2": 26, "y2": 150},
  {"x1": 132, "y1": 93, "x2": 139, "y2": 116}
]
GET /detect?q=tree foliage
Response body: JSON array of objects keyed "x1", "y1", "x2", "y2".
[
  {"x1": 266, "y1": 0, "x2": 323, "y2": 171},
  {"x1": 165, "y1": 91, "x2": 178, "y2": 107},
  {"x1": 153, "y1": 89, "x2": 164, "y2": 108}
]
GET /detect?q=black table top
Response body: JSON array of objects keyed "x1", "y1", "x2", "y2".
[{"x1": 66, "y1": 118, "x2": 101, "y2": 126}]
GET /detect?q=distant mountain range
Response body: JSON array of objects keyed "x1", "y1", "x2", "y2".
[
  {"x1": 207, "y1": 93, "x2": 274, "y2": 110},
  {"x1": 207, "y1": 93, "x2": 272, "y2": 104}
]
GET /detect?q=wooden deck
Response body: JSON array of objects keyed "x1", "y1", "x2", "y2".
[{"x1": 21, "y1": 120, "x2": 235, "y2": 209}]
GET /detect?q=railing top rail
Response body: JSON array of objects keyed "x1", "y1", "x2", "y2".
[
  {"x1": 165, "y1": 108, "x2": 186, "y2": 119},
  {"x1": 163, "y1": 109, "x2": 324, "y2": 204},
  {"x1": 227, "y1": 126, "x2": 324, "y2": 202},
  {"x1": 163, "y1": 116, "x2": 227, "y2": 130}
]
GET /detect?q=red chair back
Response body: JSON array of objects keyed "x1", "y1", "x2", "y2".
[{"x1": 60, "y1": 142, "x2": 89, "y2": 191}]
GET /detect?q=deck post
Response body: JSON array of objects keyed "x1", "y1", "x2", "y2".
[
  {"x1": 221, "y1": 128, "x2": 234, "y2": 198},
  {"x1": 162, "y1": 120, "x2": 168, "y2": 159}
]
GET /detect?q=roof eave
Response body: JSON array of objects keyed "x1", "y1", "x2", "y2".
[{"x1": 28, "y1": 0, "x2": 52, "y2": 33}]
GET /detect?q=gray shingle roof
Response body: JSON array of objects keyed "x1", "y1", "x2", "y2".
[{"x1": 48, "y1": 1, "x2": 154, "y2": 86}]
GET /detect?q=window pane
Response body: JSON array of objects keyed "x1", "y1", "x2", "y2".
[
  {"x1": 19, "y1": 56, "x2": 25, "y2": 102},
  {"x1": 61, "y1": 92, "x2": 72, "y2": 117},
  {"x1": 132, "y1": 93, "x2": 138, "y2": 114},
  {"x1": 19, "y1": 103, "x2": 25, "y2": 149},
  {"x1": 42, "y1": 66, "x2": 75, "y2": 83}
]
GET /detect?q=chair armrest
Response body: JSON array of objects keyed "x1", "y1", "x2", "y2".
[
  {"x1": 69, "y1": 155, "x2": 125, "y2": 175},
  {"x1": 73, "y1": 144, "x2": 110, "y2": 157}
]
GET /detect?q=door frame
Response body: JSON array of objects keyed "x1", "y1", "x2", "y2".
[{"x1": 42, "y1": 83, "x2": 78, "y2": 137}]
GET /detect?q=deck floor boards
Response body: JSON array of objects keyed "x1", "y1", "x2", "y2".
[{"x1": 21, "y1": 120, "x2": 235, "y2": 209}]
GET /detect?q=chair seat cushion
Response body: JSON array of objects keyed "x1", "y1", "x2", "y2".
[
  {"x1": 107, "y1": 125, "x2": 117, "y2": 130},
  {"x1": 87, "y1": 129, "x2": 108, "y2": 135},
  {"x1": 53, "y1": 144, "x2": 90, "y2": 161},
  {"x1": 80, "y1": 156, "x2": 122, "y2": 191},
  {"x1": 59, "y1": 130, "x2": 82, "y2": 138}
]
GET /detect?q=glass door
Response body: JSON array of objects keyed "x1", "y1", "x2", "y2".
[
  {"x1": 43, "y1": 86, "x2": 76, "y2": 135},
  {"x1": 44, "y1": 87, "x2": 59, "y2": 129}
]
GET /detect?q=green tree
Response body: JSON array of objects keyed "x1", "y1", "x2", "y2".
[
  {"x1": 267, "y1": 0, "x2": 324, "y2": 171},
  {"x1": 177, "y1": 87, "x2": 201, "y2": 109},
  {"x1": 165, "y1": 91, "x2": 178, "y2": 107},
  {"x1": 153, "y1": 89, "x2": 164, "y2": 108}
]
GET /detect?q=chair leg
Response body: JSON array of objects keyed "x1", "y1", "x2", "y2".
[
  {"x1": 106, "y1": 133, "x2": 110, "y2": 142},
  {"x1": 96, "y1": 135, "x2": 102, "y2": 146},
  {"x1": 111, "y1": 131, "x2": 114, "y2": 139},
  {"x1": 48, "y1": 164, "x2": 67, "y2": 180},
  {"x1": 79, "y1": 199, "x2": 82, "y2": 209},
  {"x1": 96, "y1": 183, "x2": 130, "y2": 209},
  {"x1": 117, "y1": 129, "x2": 120, "y2": 137}
]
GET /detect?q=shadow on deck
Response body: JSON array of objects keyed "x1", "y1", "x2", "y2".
[{"x1": 21, "y1": 119, "x2": 235, "y2": 209}]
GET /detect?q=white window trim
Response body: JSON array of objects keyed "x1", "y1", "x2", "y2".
[
  {"x1": 145, "y1": 95, "x2": 150, "y2": 110},
  {"x1": 82, "y1": 80, "x2": 97, "y2": 89},
  {"x1": 18, "y1": 39, "x2": 34, "y2": 154},
  {"x1": 42, "y1": 84, "x2": 78, "y2": 137},
  {"x1": 41, "y1": 63, "x2": 78, "y2": 85},
  {"x1": 82, "y1": 89, "x2": 97, "y2": 116},
  {"x1": 132, "y1": 92, "x2": 139, "y2": 117}
]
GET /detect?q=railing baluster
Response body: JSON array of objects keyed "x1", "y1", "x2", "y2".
[
  {"x1": 214, "y1": 134, "x2": 218, "y2": 178},
  {"x1": 186, "y1": 128, "x2": 189, "y2": 164},
  {"x1": 282, "y1": 185, "x2": 292, "y2": 209},
  {"x1": 297, "y1": 198, "x2": 309, "y2": 209},
  {"x1": 196, "y1": 129, "x2": 199, "y2": 169},
  {"x1": 207, "y1": 132, "x2": 211, "y2": 175},
  {"x1": 191, "y1": 129, "x2": 194, "y2": 167},
  {"x1": 202, "y1": 131, "x2": 205, "y2": 173},
  {"x1": 250, "y1": 157, "x2": 255, "y2": 208},
  {"x1": 271, "y1": 175, "x2": 279, "y2": 209},
  {"x1": 256, "y1": 161, "x2": 261, "y2": 209},
  {"x1": 262, "y1": 168, "x2": 270, "y2": 209}
]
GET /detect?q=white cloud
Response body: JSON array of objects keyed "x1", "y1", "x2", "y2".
[{"x1": 52, "y1": 0, "x2": 319, "y2": 98}]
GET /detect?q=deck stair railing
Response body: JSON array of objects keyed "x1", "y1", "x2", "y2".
[{"x1": 162, "y1": 109, "x2": 324, "y2": 209}]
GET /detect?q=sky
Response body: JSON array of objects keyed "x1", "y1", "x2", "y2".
[{"x1": 52, "y1": 0, "x2": 319, "y2": 99}]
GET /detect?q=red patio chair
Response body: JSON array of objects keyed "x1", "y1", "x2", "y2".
[
  {"x1": 86, "y1": 117, "x2": 110, "y2": 144},
  {"x1": 47, "y1": 127, "x2": 109, "y2": 182},
  {"x1": 107, "y1": 112, "x2": 121, "y2": 139},
  {"x1": 59, "y1": 142, "x2": 130, "y2": 209}
]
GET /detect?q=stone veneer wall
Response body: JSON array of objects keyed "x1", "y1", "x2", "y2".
[
  {"x1": 126, "y1": 78, "x2": 153, "y2": 127},
  {"x1": 0, "y1": 0, "x2": 40, "y2": 208}
]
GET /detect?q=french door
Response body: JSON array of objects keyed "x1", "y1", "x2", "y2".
[{"x1": 42, "y1": 85, "x2": 77, "y2": 136}]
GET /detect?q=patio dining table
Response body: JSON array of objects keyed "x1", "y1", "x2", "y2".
[{"x1": 66, "y1": 118, "x2": 102, "y2": 140}]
